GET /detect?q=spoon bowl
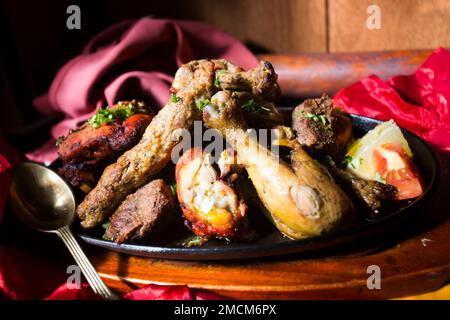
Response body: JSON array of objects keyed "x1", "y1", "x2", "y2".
[
  {"x1": 10, "y1": 162, "x2": 76, "y2": 231},
  {"x1": 9, "y1": 162, "x2": 117, "y2": 300}
]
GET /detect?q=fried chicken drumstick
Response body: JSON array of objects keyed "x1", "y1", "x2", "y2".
[{"x1": 202, "y1": 90, "x2": 355, "y2": 239}]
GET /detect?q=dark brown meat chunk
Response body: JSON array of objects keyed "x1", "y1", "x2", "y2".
[
  {"x1": 58, "y1": 101, "x2": 153, "y2": 191},
  {"x1": 328, "y1": 166, "x2": 397, "y2": 217},
  {"x1": 105, "y1": 179, "x2": 176, "y2": 244},
  {"x1": 292, "y1": 94, "x2": 352, "y2": 157}
]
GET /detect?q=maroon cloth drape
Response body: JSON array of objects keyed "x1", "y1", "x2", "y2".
[{"x1": 27, "y1": 17, "x2": 258, "y2": 164}]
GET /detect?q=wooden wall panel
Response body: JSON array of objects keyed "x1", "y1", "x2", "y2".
[
  {"x1": 107, "y1": 0, "x2": 327, "y2": 53},
  {"x1": 193, "y1": 0, "x2": 327, "y2": 53},
  {"x1": 329, "y1": 0, "x2": 450, "y2": 52}
]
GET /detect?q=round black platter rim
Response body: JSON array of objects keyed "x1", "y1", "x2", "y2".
[{"x1": 76, "y1": 114, "x2": 440, "y2": 261}]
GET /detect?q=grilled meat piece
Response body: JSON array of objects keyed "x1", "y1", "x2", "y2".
[
  {"x1": 328, "y1": 166, "x2": 397, "y2": 217},
  {"x1": 292, "y1": 94, "x2": 352, "y2": 157},
  {"x1": 58, "y1": 101, "x2": 153, "y2": 191},
  {"x1": 105, "y1": 179, "x2": 176, "y2": 244},
  {"x1": 176, "y1": 148, "x2": 247, "y2": 239}
]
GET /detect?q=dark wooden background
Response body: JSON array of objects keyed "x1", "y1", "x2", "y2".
[{"x1": 1, "y1": 0, "x2": 450, "y2": 149}]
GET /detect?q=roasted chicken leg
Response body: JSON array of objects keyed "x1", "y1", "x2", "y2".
[{"x1": 202, "y1": 90, "x2": 355, "y2": 239}]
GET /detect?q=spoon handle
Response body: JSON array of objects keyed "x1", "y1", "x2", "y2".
[{"x1": 56, "y1": 226, "x2": 118, "y2": 300}]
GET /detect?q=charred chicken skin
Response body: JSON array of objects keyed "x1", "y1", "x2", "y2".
[
  {"x1": 292, "y1": 94, "x2": 353, "y2": 158},
  {"x1": 202, "y1": 90, "x2": 355, "y2": 239},
  {"x1": 57, "y1": 101, "x2": 153, "y2": 192},
  {"x1": 176, "y1": 148, "x2": 247, "y2": 239}
]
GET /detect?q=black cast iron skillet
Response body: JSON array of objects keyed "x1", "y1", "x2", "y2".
[{"x1": 68, "y1": 114, "x2": 439, "y2": 260}]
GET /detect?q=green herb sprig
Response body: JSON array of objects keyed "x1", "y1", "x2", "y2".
[
  {"x1": 196, "y1": 98, "x2": 211, "y2": 111},
  {"x1": 341, "y1": 155, "x2": 355, "y2": 168},
  {"x1": 299, "y1": 111, "x2": 329, "y2": 126},
  {"x1": 170, "y1": 93, "x2": 180, "y2": 103},
  {"x1": 179, "y1": 235, "x2": 207, "y2": 247},
  {"x1": 55, "y1": 136, "x2": 66, "y2": 147},
  {"x1": 241, "y1": 99, "x2": 270, "y2": 113},
  {"x1": 88, "y1": 101, "x2": 147, "y2": 129},
  {"x1": 214, "y1": 70, "x2": 227, "y2": 88}
]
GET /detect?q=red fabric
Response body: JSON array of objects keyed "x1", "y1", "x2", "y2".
[
  {"x1": 27, "y1": 17, "x2": 258, "y2": 163},
  {"x1": 333, "y1": 47, "x2": 450, "y2": 151},
  {"x1": 1, "y1": 17, "x2": 259, "y2": 300}
]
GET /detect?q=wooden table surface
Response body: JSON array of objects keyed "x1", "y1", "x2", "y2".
[
  {"x1": 85, "y1": 50, "x2": 450, "y2": 299},
  {"x1": 89, "y1": 149, "x2": 450, "y2": 299}
]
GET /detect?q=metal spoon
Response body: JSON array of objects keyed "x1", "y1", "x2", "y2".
[{"x1": 9, "y1": 162, "x2": 118, "y2": 300}]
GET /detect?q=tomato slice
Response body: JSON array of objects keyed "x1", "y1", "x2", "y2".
[
  {"x1": 373, "y1": 142, "x2": 423, "y2": 200},
  {"x1": 385, "y1": 168, "x2": 423, "y2": 200}
]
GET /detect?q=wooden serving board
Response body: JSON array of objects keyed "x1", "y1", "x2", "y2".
[{"x1": 84, "y1": 50, "x2": 450, "y2": 299}]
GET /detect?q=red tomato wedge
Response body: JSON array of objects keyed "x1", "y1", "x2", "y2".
[{"x1": 373, "y1": 143, "x2": 423, "y2": 200}]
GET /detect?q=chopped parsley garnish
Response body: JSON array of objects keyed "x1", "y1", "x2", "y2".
[
  {"x1": 196, "y1": 98, "x2": 211, "y2": 111},
  {"x1": 102, "y1": 220, "x2": 111, "y2": 230},
  {"x1": 101, "y1": 220, "x2": 112, "y2": 240},
  {"x1": 241, "y1": 99, "x2": 258, "y2": 111},
  {"x1": 214, "y1": 75, "x2": 220, "y2": 88},
  {"x1": 170, "y1": 93, "x2": 180, "y2": 103},
  {"x1": 88, "y1": 101, "x2": 147, "y2": 129},
  {"x1": 179, "y1": 235, "x2": 207, "y2": 247},
  {"x1": 55, "y1": 136, "x2": 66, "y2": 147},
  {"x1": 241, "y1": 99, "x2": 270, "y2": 113},
  {"x1": 341, "y1": 155, "x2": 354, "y2": 168},
  {"x1": 213, "y1": 70, "x2": 227, "y2": 88},
  {"x1": 299, "y1": 111, "x2": 329, "y2": 126}
]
